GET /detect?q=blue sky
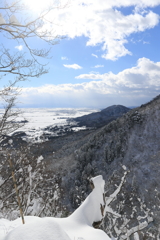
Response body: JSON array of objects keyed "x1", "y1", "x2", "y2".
[{"x1": 1, "y1": 0, "x2": 160, "y2": 108}]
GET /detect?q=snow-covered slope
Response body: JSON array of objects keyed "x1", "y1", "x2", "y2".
[
  {"x1": 1, "y1": 176, "x2": 110, "y2": 240},
  {"x1": 2, "y1": 217, "x2": 71, "y2": 240}
]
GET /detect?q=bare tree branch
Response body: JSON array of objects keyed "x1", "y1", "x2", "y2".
[{"x1": 0, "y1": 0, "x2": 67, "y2": 140}]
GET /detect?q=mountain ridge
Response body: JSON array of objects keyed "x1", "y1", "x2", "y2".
[{"x1": 68, "y1": 104, "x2": 130, "y2": 128}]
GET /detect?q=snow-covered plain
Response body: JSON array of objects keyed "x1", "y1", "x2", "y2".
[
  {"x1": 0, "y1": 176, "x2": 110, "y2": 240},
  {"x1": 0, "y1": 108, "x2": 99, "y2": 141},
  {"x1": 16, "y1": 108, "x2": 99, "y2": 129}
]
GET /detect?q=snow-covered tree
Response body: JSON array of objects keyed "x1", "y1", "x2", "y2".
[
  {"x1": 0, "y1": 140, "x2": 65, "y2": 221},
  {"x1": 0, "y1": 175, "x2": 111, "y2": 240}
]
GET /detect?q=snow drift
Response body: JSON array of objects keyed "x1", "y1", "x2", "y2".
[{"x1": 1, "y1": 175, "x2": 110, "y2": 240}]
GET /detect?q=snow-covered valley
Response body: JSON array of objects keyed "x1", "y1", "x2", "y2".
[{"x1": 0, "y1": 108, "x2": 99, "y2": 142}]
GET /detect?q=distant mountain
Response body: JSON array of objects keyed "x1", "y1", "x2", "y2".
[{"x1": 68, "y1": 105, "x2": 130, "y2": 128}]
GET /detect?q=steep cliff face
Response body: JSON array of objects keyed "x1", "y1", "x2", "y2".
[{"x1": 60, "y1": 95, "x2": 160, "y2": 239}]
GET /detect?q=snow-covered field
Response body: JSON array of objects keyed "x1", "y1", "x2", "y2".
[
  {"x1": 18, "y1": 108, "x2": 99, "y2": 129},
  {"x1": 0, "y1": 108, "x2": 99, "y2": 141}
]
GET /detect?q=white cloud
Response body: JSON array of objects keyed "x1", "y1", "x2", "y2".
[
  {"x1": 63, "y1": 64, "x2": 82, "y2": 69},
  {"x1": 75, "y1": 73, "x2": 102, "y2": 80},
  {"x1": 61, "y1": 56, "x2": 68, "y2": 60},
  {"x1": 10, "y1": 15, "x2": 20, "y2": 24},
  {"x1": 0, "y1": 13, "x2": 5, "y2": 24},
  {"x1": 92, "y1": 54, "x2": 98, "y2": 58},
  {"x1": 76, "y1": 58, "x2": 160, "y2": 87},
  {"x1": 143, "y1": 41, "x2": 150, "y2": 44},
  {"x1": 93, "y1": 65, "x2": 104, "y2": 68},
  {"x1": 19, "y1": 58, "x2": 160, "y2": 108},
  {"x1": 15, "y1": 45, "x2": 23, "y2": 51},
  {"x1": 44, "y1": 0, "x2": 160, "y2": 60}
]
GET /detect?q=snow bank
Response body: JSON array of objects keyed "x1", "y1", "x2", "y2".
[
  {"x1": 1, "y1": 175, "x2": 110, "y2": 240},
  {"x1": 70, "y1": 175, "x2": 106, "y2": 225},
  {"x1": 3, "y1": 217, "x2": 71, "y2": 240}
]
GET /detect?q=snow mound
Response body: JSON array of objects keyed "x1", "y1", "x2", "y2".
[
  {"x1": 3, "y1": 217, "x2": 71, "y2": 240},
  {"x1": 1, "y1": 175, "x2": 110, "y2": 240}
]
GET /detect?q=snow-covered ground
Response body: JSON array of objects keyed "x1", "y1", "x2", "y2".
[
  {"x1": 0, "y1": 176, "x2": 110, "y2": 240},
  {"x1": 17, "y1": 108, "x2": 99, "y2": 130},
  {"x1": 0, "y1": 108, "x2": 99, "y2": 142}
]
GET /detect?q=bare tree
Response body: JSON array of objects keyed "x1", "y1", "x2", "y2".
[
  {"x1": 0, "y1": 143, "x2": 63, "y2": 220},
  {"x1": 0, "y1": 0, "x2": 67, "y2": 223},
  {"x1": 0, "y1": 0, "x2": 65, "y2": 141}
]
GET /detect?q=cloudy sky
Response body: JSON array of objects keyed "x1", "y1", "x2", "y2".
[{"x1": 1, "y1": 0, "x2": 160, "y2": 108}]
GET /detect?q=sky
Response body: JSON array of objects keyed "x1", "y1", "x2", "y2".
[{"x1": 1, "y1": 0, "x2": 160, "y2": 108}]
